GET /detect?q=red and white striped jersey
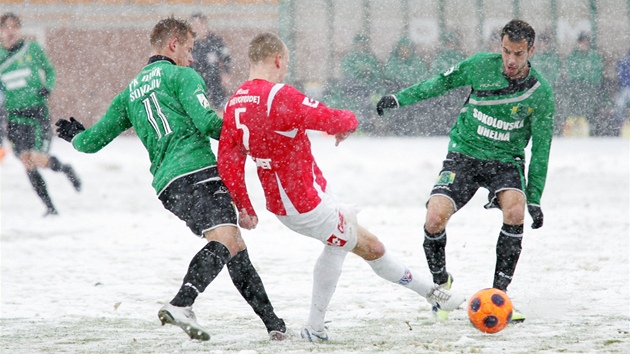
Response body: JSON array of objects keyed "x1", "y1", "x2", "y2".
[{"x1": 218, "y1": 79, "x2": 357, "y2": 216}]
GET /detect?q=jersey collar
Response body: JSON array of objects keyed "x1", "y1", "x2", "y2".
[
  {"x1": 6, "y1": 39, "x2": 25, "y2": 55},
  {"x1": 147, "y1": 55, "x2": 176, "y2": 65}
]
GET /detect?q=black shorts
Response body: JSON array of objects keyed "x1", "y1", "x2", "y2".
[
  {"x1": 158, "y1": 167, "x2": 237, "y2": 237},
  {"x1": 430, "y1": 152, "x2": 526, "y2": 211},
  {"x1": 7, "y1": 106, "x2": 51, "y2": 155}
]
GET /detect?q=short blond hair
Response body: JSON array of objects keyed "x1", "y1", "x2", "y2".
[
  {"x1": 248, "y1": 32, "x2": 286, "y2": 64},
  {"x1": 150, "y1": 16, "x2": 193, "y2": 50}
]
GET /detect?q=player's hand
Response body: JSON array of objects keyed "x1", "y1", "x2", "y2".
[
  {"x1": 55, "y1": 117, "x2": 85, "y2": 142},
  {"x1": 376, "y1": 95, "x2": 399, "y2": 116},
  {"x1": 0, "y1": 147, "x2": 6, "y2": 163},
  {"x1": 238, "y1": 208, "x2": 258, "y2": 230},
  {"x1": 527, "y1": 204, "x2": 544, "y2": 229},
  {"x1": 334, "y1": 131, "x2": 353, "y2": 146}
]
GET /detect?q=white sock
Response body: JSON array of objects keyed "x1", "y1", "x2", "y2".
[
  {"x1": 367, "y1": 251, "x2": 434, "y2": 297},
  {"x1": 306, "y1": 246, "x2": 348, "y2": 331}
]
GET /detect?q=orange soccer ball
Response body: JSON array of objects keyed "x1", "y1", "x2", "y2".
[{"x1": 467, "y1": 288, "x2": 513, "y2": 333}]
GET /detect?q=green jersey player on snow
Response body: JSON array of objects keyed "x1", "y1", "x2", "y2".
[
  {"x1": 55, "y1": 17, "x2": 291, "y2": 341},
  {"x1": 0, "y1": 13, "x2": 81, "y2": 216},
  {"x1": 376, "y1": 19, "x2": 554, "y2": 323}
]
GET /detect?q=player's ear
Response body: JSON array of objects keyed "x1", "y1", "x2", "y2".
[
  {"x1": 274, "y1": 54, "x2": 282, "y2": 68},
  {"x1": 168, "y1": 36, "x2": 179, "y2": 52}
]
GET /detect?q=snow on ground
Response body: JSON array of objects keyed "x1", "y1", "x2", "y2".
[{"x1": 1, "y1": 135, "x2": 628, "y2": 353}]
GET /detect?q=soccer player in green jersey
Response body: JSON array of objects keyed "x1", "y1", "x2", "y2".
[
  {"x1": 55, "y1": 17, "x2": 291, "y2": 341},
  {"x1": 0, "y1": 12, "x2": 81, "y2": 216},
  {"x1": 376, "y1": 19, "x2": 554, "y2": 323}
]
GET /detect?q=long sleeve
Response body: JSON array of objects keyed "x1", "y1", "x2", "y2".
[
  {"x1": 395, "y1": 53, "x2": 474, "y2": 107},
  {"x1": 33, "y1": 43, "x2": 55, "y2": 90},
  {"x1": 280, "y1": 86, "x2": 358, "y2": 134},
  {"x1": 217, "y1": 121, "x2": 255, "y2": 216},
  {"x1": 72, "y1": 92, "x2": 132, "y2": 153},
  {"x1": 526, "y1": 93, "x2": 555, "y2": 205}
]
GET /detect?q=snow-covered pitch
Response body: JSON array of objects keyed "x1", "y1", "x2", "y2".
[{"x1": 1, "y1": 135, "x2": 628, "y2": 353}]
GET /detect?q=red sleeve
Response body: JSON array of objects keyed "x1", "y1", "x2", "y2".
[
  {"x1": 217, "y1": 118, "x2": 256, "y2": 216},
  {"x1": 276, "y1": 85, "x2": 358, "y2": 134}
]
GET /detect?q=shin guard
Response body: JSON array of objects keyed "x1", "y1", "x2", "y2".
[
  {"x1": 170, "y1": 241, "x2": 231, "y2": 307},
  {"x1": 423, "y1": 227, "x2": 448, "y2": 284},
  {"x1": 227, "y1": 249, "x2": 285, "y2": 333},
  {"x1": 27, "y1": 169, "x2": 56, "y2": 213},
  {"x1": 493, "y1": 224, "x2": 524, "y2": 291}
]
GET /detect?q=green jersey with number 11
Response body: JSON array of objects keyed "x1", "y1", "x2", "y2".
[
  {"x1": 71, "y1": 57, "x2": 223, "y2": 194},
  {"x1": 394, "y1": 52, "x2": 554, "y2": 206}
]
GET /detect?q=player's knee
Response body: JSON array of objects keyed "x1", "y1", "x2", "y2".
[
  {"x1": 204, "y1": 225, "x2": 244, "y2": 256},
  {"x1": 502, "y1": 202, "x2": 525, "y2": 224},
  {"x1": 425, "y1": 212, "x2": 448, "y2": 233},
  {"x1": 354, "y1": 232, "x2": 385, "y2": 260},
  {"x1": 368, "y1": 239, "x2": 386, "y2": 259},
  {"x1": 425, "y1": 197, "x2": 453, "y2": 233}
]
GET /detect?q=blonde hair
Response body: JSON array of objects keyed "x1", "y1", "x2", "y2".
[
  {"x1": 248, "y1": 32, "x2": 286, "y2": 64},
  {"x1": 150, "y1": 16, "x2": 193, "y2": 50}
]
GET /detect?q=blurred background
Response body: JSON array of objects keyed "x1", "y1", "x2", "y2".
[{"x1": 2, "y1": 0, "x2": 630, "y2": 137}]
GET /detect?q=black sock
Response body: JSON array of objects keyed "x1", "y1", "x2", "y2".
[
  {"x1": 423, "y1": 227, "x2": 448, "y2": 284},
  {"x1": 27, "y1": 170, "x2": 56, "y2": 212},
  {"x1": 49, "y1": 156, "x2": 81, "y2": 191},
  {"x1": 227, "y1": 249, "x2": 285, "y2": 333},
  {"x1": 493, "y1": 224, "x2": 524, "y2": 291},
  {"x1": 48, "y1": 156, "x2": 63, "y2": 172},
  {"x1": 170, "y1": 241, "x2": 231, "y2": 307}
]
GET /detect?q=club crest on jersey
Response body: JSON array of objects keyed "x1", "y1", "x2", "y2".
[
  {"x1": 510, "y1": 104, "x2": 533, "y2": 121},
  {"x1": 326, "y1": 235, "x2": 347, "y2": 247},
  {"x1": 197, "y1": 94, "x2": 211, "y2": 109},
  {"x1": 436, "y1": 171, "x2": 455, "y2": 185},
  {"x1": 302, "y1": 97, "x2": 319, "y2": 108},
  {"x1": 398, "y1": 269, "x2": 413, "y2": 285}
]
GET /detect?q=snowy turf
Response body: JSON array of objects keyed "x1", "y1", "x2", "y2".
[{"x1": 1, "y1": 135, "x2": 628, "y2": 353}]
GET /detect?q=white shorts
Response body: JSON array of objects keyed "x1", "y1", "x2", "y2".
[{"x1": 276, "y1": 192, "x2": 358, "y2": 251}]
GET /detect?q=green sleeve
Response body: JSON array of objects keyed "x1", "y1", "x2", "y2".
[
  {"x1": 394, "y1": 54, "x2": 473, "y2": 107},
  {"x1": 31, "y1": 42, "x2": 55, "y2": 89},
  {"x1": 176, "y1": 69, "x2": 223, "y2": 140},
  {"x1": 526, "y1": 91, "x2": 555, "y2": 205},
  {"x1": 72, "y1": 92, "x2": 132, "y2": 153}
]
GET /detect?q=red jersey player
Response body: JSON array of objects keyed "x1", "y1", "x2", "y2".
[{"x1": 218, "y1": 32, "x2": 465, "y2": 342}]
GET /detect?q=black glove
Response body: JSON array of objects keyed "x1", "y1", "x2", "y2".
[
  {"x1": 376, "y1": 95, "x2": 399, "y2": 116},
  {"x1": 55, "y1": 117, "x2": 85, "y2": 142},
  {"x1": 39, "y1": 88, "x2": 50, "y2": 98},
  {"x1": 527, "y1": 204, "x2": 544, "y2": 229}
]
